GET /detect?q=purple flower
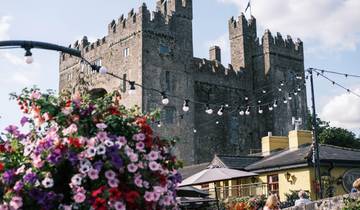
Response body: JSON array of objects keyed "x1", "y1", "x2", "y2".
[
  {"x1": 2, "y1": 169, "x2": 15, "y2": 184},
  {"x1": 23, "y1": 172, "x2": 37, "y2": 184},
  {"x1": 5, "y1": 125, "x2": 20, "y2": 136},
  {"x1": 93, "y1": 160, "x2": 103, "y2": 171},
  {"x1": 67, "y1": 151, "x2": 78, "y2": 166},
  {"x1": 111, "y1": 155, "x2": 123, "y2": 169},
  {"x1": 13, "y1": 181, "x2": 24, "y2": 192},
  {"x1": 20, "y1": 116, "x2": 29, "y2": 126},
  {"x1": 47, "y1": 149, "x2": 62, "y2": 164}
]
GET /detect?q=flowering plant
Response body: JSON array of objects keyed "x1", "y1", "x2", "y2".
[{"x1": 0, "y1": 88, "x2": 182, "y2": 210}]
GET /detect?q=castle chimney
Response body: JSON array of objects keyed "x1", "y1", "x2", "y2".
[{"x1": 209, "y1": 46, "x2": 221, "y2": 63}]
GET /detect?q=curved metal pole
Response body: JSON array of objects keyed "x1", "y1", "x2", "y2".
[{"x1": 0, "y1": 40, "x2": 81, "y2": 58}]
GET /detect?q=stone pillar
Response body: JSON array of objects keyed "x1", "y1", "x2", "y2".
[{"x1": 209, "y1": 46, "x2": 221, "y2": 63}]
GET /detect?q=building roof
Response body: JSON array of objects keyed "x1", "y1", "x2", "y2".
[
  {"x1": 179, "y1": 162, "x2": 209, "y2": 179},
  {"x1": 210, "y1": 154, "x2": 263, "y2": 170},
  {"x1": 245, "y1": 144, "x2": 360, "y2": 172}
]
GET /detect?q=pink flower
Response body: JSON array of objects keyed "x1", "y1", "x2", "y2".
[
  {"x1": 149, "y1": 161, "x2": 160, "y2": 171},
  {"x1": 136, "y1": 142, "x2": 145, "y2": 152},
  {"x1": 73, "y1": 192, "x2": 86, "y2": 203},
  {"x1": 163, "y1": 196, "x2": 173, "y2": 206},
  {"x1": 0, "y1": 203, "x2": 8, "y2": 210},
  {"x1": 127, "y1": 163, "x2": 138, "y2": 173},
  {"x1": 62, "y1": 124, "x2": 78, "y2": 136},
  {"x1": 148, "y1": 151, "x2": 159, "y2": 161},
  {"x1": 105, "y1": 170, "x2": 116, "y2": 180},
  {"x1": 108, "y1": 178, "x2": 119, "y2": 188},
  {"x1": 129, "y1": 153, "x2": 138, "y2": 162},
  {"x1": 114, "y1": 201, "x2": 126, "y2": 210},
  {"x1": 30, "y1": 91, "x2": 41, "y2": 100},
  {"x1": 31, "y1": 155, "x2": 44, "y2": 168},
  {"x1": 9, "y1": 196, "x2": 22, "y2": 209},
  {"x1": 134, "y1": 177, "x2": 143, "y2": 188},
  {"x1": 96, "y1": 131, "x2": 108, "y2": 141},
  {"x1": 133, "y1": 133, "x2": 145, "y2": 141},
  {"x1": 117, "y1": 136, "x2": 127, "y2": 145},
  {"x1": 88, "y1": 168, "x2": 99, "y2": 180},
  {"x1": 96, "y1": 123, "x2": 107, "y2": 130},
  {"x1": 144, "y1": 191, "x2": 155, "y2": 202}
]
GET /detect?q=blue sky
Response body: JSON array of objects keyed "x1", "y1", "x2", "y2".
[{"x1": 1, "y1": 0, "x2": 360, "y2": 135}]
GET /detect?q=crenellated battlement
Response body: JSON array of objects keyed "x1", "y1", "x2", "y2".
[
  {"x1": 229, "y1": 13, "x2": 256, "y2": 39},
  {"x1": 259, "y1": 29, "x2": 303, "y2": 58},
  {"x1": 193, "y1": 58, "x2": 240, "y2": 78}
]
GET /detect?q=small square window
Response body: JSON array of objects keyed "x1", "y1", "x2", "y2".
[
  {"x1": 159, "y1": 44, "x2": 170, "y2": 55},
  {"x1": 124, "y1": 48, "x2": 130, "y2": 57}
]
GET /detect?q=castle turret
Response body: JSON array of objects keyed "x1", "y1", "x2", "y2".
[{"x1": 229, "y1": 14, "x2": 256, "y2": 71}]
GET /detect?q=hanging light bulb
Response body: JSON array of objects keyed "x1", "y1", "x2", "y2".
[
  {"x1": 257, "y1": 100, "x2": 262, "y2": 104},
  {"x1": 182, "y1": 100, "x2": 190, "y2": 112},
  {"x1": 288, "y1": 93, "x2": 293, "y2": 100},
  {"x1": 280, "y1": 81, "x2": 285, "y2": 86},
  {"x1": 296, "y1": 74, "x2": 302, "y2": 80},
  {"x1": 161, "y1": 92, "x2": 169, "y2": 105},
  {"x1": 294, "y1": 91, "x2": 298, "y2": 96},
  {"x1": 216, "y1": 121, "x2": 219, "y2": 124},
  {"x1": 278, "y1": 87, "x2": 282, "y2": 92},
  {"x1": 193, "y1": 129, "x2": 197, "y2": 133},
  {"x1": 217, "y1": 105, "x2": 224, "y2": 116},
  {"x1": 239, "y1": 109, "x2": 245, "y2": 116},
  {"x1": 262, "y1": 89, "x2": 267, "y2": 94},
  {"x1": 24, "y1": 48, "x2": 33, "y2": 64},
  {"x1": 205, "y1": 104, "x2": 213, "y2": 114},
  {"x1": 128, "y1": 81, "x2": 136, "y2": 95},
  {"x1": 297, "y1": 86, "x2": 302, "y2": 92},
  {"x1": 225, "y1": 104, "x2": 229, "y2": 108},
  {"x1": 244, "y1": 96, "x2": 249, "y2": 101},
  {"x1": 268, "y1": 105, "x2": 274, "y2": 111},
  {"x1": 283, "y1": 97, "x2": 288, "y2": 104},
  {"x1": 273, "y1": 100, "x2": 278, "y2": 108},
  {"x1": 157, "y1": 121, "x2": 162, "y2": 128},
  {"x1": 245, "y1": 106, "x2": 251, "y2": 115},
  {"x1": 258, "y1": 107, "x2": 263, "y2": 114},
  {"x1": 99, "y1": 66, "x2": 108, "y2": 75}
]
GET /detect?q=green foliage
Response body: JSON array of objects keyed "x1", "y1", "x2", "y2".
[
  {"x1": 307, "y1": 112, "x2": 360, "y2": 149},
  {"x1": 318, "y1": 127, "x2": 360, "y2": 149},
  {"x1": 280, "y1": 190, "x2": 300, "y2": 208},
  {"x1": 343, "y1": 196, "x2": 360, "y2": 210}
]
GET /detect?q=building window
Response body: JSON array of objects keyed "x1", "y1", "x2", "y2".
[
  {"x1": 124, "y1": 47, "x2": 130, "y2": 57},
  {"x1": 267, "y1": 174, "x2": 279, "y2": 196},
  {"x1": 159, "y1": 44, "x2": 170, "y2": 55},
  {"x1": 122, "y1": 74, "x2": 127, "y2": 93},
  {"x1": 162, "y1": 106, "x2": 176, "y2": 124},
  {"x1": 165, "y1": 71, "x2": 171, "y2": 92}
]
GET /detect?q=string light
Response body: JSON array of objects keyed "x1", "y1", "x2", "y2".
[
  {"x1": 128, "y1": 81, "x2": 136, "y2": 95},
  {"x1": 297, "y1": 86, "x2": 301, "y2": 92},
  {"x1": 280, "y1": 81, "x2": 285, "y2": 86},
  {"x1": 257, "y1": 100, "x2": 262, "y2": 104},
  {"x1": 24, "y1": 48, "x2": 33, "y2": 64},
  {"x1": 273, "y1": 100, "x2": 278, "y2": 108},
  {"x1": 216, "y1": 121, "x2": 219, "y2": 124},
  {"x1": 182, "y1": 100, "x2": 190, "y2": 112},
  {"x1": 244, "y1": 96, "x2": 249, "y2": 101},
  {"x1": 258, "y1": 107, "x2": 263, "y2": 114},
  {"x1": 310, "y1": 68, "x2": 360, "y2": 79},
  {"x1": 157, "y1": 121, "x2": 162, "y2": 128},
  {"x1": 278, "y1": 87, "x2": 282, "y2": 92},
  {"x1": 239, "y1": 109, "x2": 245, "y2": 116},
  {"x1": 296, "y1": 75, "x2": 302, "y2": 80},
  {"x1": 294, "y1": 91, "x2": 298, "y2": 96},
  {"x1": 193, "y1": 129, "x2": 197, "y2": 133},
  {"x1": 205, "y1": 104, "x2": 213, "y2": 115},
  {"x1": 268, "y1": 105, "x2": 273, "y2": 111},
  {"x1": 217, "y1": 105, "x2": 224, "y2": 116},
  {"x1": 245, "y1": 106, "x2": 251, "y2": 115},
  {"x1": 161, "y1": 92, "x2": 169, "y2": 105},
  {"x1": 288, "y1": 93, "x2": 293, "y2": 100},
  {"x1": 283, "y1": 97, "x2": 288, "y2": 104},
  {"x1": 262, "y1": 89, "x2": 267, "y2": 94}
]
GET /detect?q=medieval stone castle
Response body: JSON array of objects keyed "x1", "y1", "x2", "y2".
[{"x1": 59, "y1": 0, "x2": 308, "y2": 164}]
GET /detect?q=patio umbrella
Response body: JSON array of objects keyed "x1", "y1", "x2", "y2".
[
  {"x1": 179, "y1": 167, "x2": 258, "y2": 210},
  {"x1": 177, "y1": 186, "x2": 209, "y2": 197},
  {"x1": 179, "y1": 167, "x2": 258, "y2": 187}
]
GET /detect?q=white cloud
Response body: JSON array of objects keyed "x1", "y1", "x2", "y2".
[
  {"x1": 320, "y1": 88, "x2": 360, "y2": 129},
  {"x1": 217, "y1": 0, "x2": 360, "y2": 53},
  {"x1": 0, "y1": 16, "x2": 12, "y2": 40}
]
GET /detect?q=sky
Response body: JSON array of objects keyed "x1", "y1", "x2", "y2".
[{"x1": 0, "y1": 0, "x2": 360, "y2": 135}]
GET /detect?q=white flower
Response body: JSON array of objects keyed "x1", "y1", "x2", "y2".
[
  {"x1": 96, "y1": 144, "x2": 106, "y2": 155},
  {"x1": 71, "y1": 174, "x2": 82, "y2": 186},
  {"x1": 104, "y1": 140, "x2": 114, "y2": 147},
  {"x1": 24, "y1": 145, "x2": 34, "y2": 156},
  {"x1": 15, "y1": 165, "x2": 26, "y2": 175},
  {"x1": 79, "y1": 164, "x2": 90, "y2": 174},
  {"x1": 86, "y1": 147, "x2": 97, "y2": 158},
  {"x1": 41, "y1": 177, "x2": 54, "y2": 188},
  {"x1": 80, "y1": 159, "x2": 91, "y2": 167}
]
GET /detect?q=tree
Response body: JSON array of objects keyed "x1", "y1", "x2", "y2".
[
  {"x1": 307, "y1": 112, "x2": 360, "y2": 149},
  {"x1": 318, "y1": 127, "x2": 360, "y2": 149}
]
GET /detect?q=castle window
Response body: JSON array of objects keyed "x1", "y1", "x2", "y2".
[
  {"x1": 165, "y1": 71, "x2": 171, "y2": 92},
  {"x1": 122, "y1": 74, "x2": 127, "y2": 93},
  {"x1": 162, "y1": 106, "x2": 176, "y2": 124},
  {"x1": 159, "y1": 44, "x2": 170, "y2": 55},
  {"x1": 124, "y1": 48, "x2": 130, "y2": 57}
]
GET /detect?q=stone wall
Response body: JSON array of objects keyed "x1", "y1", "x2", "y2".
[{"x1": 283, "y1": 193, "x2": 360, "y2": 210}]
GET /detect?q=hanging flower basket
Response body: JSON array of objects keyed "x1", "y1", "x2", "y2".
[{"x1": 0, "y1": 88, "x2": 182, "y2": 210}]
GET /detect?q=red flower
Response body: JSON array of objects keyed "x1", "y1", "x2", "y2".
[
  {"x1": 109, "y1": 188, "x2": 122, "y2": 200},
  {"x1": 0, "y1": 162, "x2": 4, "y2": 171},
  {"x1": 108, "y1": 106, "x2": 121, "y2": 115},
  {"x1": 125, "y1": 191, "x2": 140, "y2": 204},
  {"x1": 92, "y1": 197, "x2": 107, "y2": 210},
  {"x1": 65, "y1": 100, "x2": 72, "y2": 107},
  {"x1": 92, "y1": 186, "x2": 106, "y2": 197},
  {"x1": 68, "y1": 137, "x2": 81, "y2": 148},
  {"x1": 0, "y1": 144, "x2": 6, "y2": 153}
]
